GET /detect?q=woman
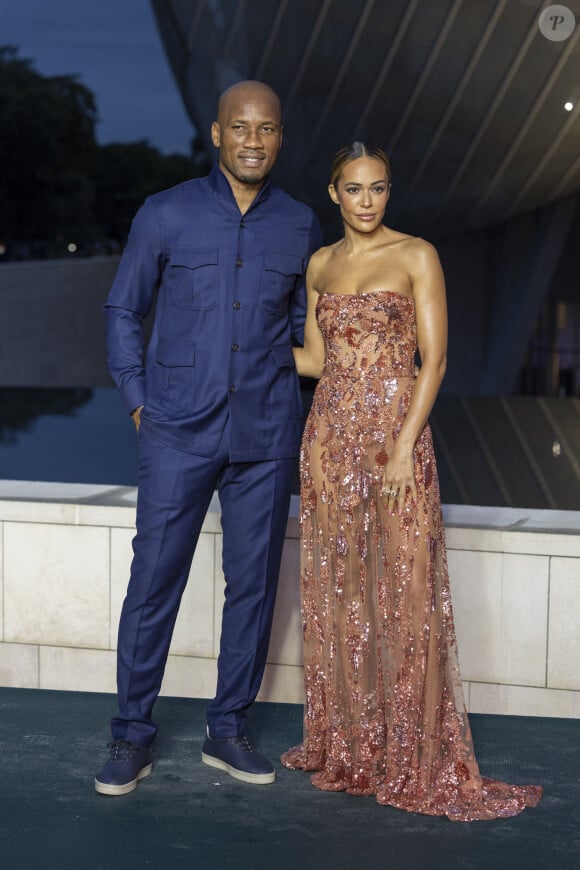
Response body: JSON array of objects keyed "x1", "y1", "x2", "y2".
[{"x1": 281, "y1": 142, "x2": 541, "y2": 820}]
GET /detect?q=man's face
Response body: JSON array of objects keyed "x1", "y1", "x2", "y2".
[{"x1": 211, "y1": 89, "x2": 283, "y2": 187}]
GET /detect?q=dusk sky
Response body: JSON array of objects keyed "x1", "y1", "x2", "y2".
[{"x1": 2, "y1": 0, "x2": 195, "y2": 154}]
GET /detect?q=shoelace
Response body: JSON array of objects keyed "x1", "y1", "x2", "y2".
[
  {"x1": 107, "y1": 740, "x2": 140, "y2": 761},
  {"x1": 216, "y1": 735, "x2": 254, "y2": 752}
]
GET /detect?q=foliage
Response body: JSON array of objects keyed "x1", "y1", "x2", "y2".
[
  {"x1": 0, "y1": 387, "x2": 93, "y2": 443},
  {"x1": 94, "y1": 139, "x2": 209, "y2": 242},
  {"x1": 0, "y1": 46, "x2": 210, "y2": 256},
  {"x1": 0, "y1": 46, "x2": 99, "y2": 248}
]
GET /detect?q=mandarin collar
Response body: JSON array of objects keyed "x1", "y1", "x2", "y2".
[{"x1": 208, "y1": 162, "x2": 271, "y2": 208}]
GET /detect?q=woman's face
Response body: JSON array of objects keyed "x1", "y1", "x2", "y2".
[{"x1": 329, "y1": 157, "x2": 390, "y2": 233}]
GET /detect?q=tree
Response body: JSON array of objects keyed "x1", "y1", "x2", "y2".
[
  {"x1": 94, "y1": 139, "x2": 210, "y2": 243},
  {"x1": 0, "y1": 46, "x2": 99, "y2": 251},
  {"x1": 0, "y1": 46, "x2": 211, "y2": 256}
]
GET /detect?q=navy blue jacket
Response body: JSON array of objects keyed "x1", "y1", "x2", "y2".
[{"x1": 104, "y1": 164, "x2": 322, "y2": 461}]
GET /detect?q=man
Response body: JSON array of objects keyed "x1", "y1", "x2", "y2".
[{"x1": 95, "y1": 81, "x2": 321, "y2": 795}]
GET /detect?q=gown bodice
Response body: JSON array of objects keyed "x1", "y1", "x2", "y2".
[{"x1": 316, "y1": 290, "x2": 417, "y2": 380}]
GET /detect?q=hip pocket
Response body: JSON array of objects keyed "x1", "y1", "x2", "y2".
[
  {"x1": 266, "y1": 344, "x2": 302, "y2": 420},
  {"x1": 154, "y1": 338, "x2": 196, "y2": 414}
]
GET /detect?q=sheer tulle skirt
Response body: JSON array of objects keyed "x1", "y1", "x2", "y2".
[{"x1": 282, "y1": 369, "x2": 541, "y2": 820}]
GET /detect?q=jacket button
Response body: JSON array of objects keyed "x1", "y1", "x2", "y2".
[
  {"x1": 233, "y1": 301, "x2": 241, "y2": 309},
  {"x1": 235, "y1": 258, "x2": 243, "y2": 267},
  {"x1": 231, "y1": 343, "x2": 239, "y2": 352},
  {"x1": 229, "y1": 384, "x2": 236, "y2": 393},
  {"x1": 240, "y1": 220, "x2": 245, "y2": 228}
]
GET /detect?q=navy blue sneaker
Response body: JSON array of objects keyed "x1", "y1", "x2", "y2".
[
  {"x1": 94, "y1": 740, "x2": 153, "y2": 796},
  {"x1": 201, "y1": 731, "x2": 275, "y2": 784}
]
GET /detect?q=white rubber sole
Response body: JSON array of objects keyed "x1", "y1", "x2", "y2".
[
  {"x1": 201, "y1": 752, "x2": 275, "y2": 784},
  {"x1": 94, "y1": 762, "x2": 153, "y2": 796}
]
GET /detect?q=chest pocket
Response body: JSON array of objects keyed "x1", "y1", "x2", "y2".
[
  {"x1": 260, "y1": 253, "x2": 303, "y2": 316},
  {"x1": 168, "y1": 247, "x2": 219, "y2": 310}
]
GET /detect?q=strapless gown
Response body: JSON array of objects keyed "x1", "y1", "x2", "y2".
[{"x1": 281, "y1": 290, "x2": 541, "y2": 820}]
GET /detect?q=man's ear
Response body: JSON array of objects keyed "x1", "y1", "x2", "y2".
[
  {"x1": 211, "y1": 121, "x2": 220, "y2": 148},
  {"x1": 328, "y1": 184, "x2": 339, "y2": 205}
]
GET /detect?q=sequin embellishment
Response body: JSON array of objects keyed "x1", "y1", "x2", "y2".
[{"x1": 281, "y1": 291, "x2": 541, "y2": 820}]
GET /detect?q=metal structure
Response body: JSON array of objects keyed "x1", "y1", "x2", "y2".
[
  {"x1": 151, "y1": 0, "x2": 580, "y2": 236},
  {"x1": 150, "y1": 0, "x2": 580, "y2": 404}
]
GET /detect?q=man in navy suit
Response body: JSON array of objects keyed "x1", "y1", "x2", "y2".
[{"x1": 95, "y1": 81, "x2": 321, "y2": 795}]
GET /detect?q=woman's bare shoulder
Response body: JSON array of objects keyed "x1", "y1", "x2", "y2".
[
  {"x1": 408, "y1": 234, "x2": 438, "y2": 253},
  {"x1": 307, "y1": 244, "x2": 335, "y2": 279},
  {"x1": 309, "y1": 243, "x2": 337, "y2": 264},
  {"x1": 387, "y1": 231, "x2": 433, "y2": 251},
  {"x1": 393, "y1": 234, "x2": 440, "y2": 267}
]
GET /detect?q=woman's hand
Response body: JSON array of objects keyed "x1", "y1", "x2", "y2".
[{"x1": 381, "y1": 446, "x2": 417, "y2": 513}]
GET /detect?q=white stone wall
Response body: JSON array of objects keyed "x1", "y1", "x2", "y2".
[{"x1": 1, "y1": 481, "x2": 579, "y2": 718}]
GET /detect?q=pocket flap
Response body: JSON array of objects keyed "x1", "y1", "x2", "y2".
[
  {"x1": 156, "y1": 338, "x2": 196, "y2": 367},
  {"x1": 270, "y1": 344, "x2": 295, "y2": 368},
  {"x1": 169, "y1": 247, "x2": 219, "y2": 270},
  {"x1": 263, "y1": 253, "x2": 303, "y2": 277}
]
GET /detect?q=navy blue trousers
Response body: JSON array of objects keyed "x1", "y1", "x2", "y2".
[{"x1": 111, "y1": 422, "x2": 295, "y2": 746}]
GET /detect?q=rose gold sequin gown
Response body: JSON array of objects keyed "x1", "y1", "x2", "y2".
[{"x1": 281, "y1": 290, "x2": 541, "y2": 820}]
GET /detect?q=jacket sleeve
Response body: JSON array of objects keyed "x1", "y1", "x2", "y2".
[
  {"x1": 103, "y1": 197, "x2": 163, "y2": 414},
  {"x1": 289, "y1": 211, "x2": 323, "y2": 346}
]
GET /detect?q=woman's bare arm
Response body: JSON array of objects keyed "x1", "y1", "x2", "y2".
[
  {"x1": 382, "y1": 240, "x2": 447, "y2": 507},
  {"x1": 293, "y1": 253, "x2": 326, "y2": 378}
]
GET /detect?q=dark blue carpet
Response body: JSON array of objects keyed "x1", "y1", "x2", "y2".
[{"x1": 1, "y1": 688, "x2": 578, "y2": 869}]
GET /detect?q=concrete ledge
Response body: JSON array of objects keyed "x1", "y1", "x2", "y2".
[
  {"x1": 1, "y1": 480, "x2": 579, "y2": 717},
  {"x1": 0, "y1": 256, "x2": 118, "y2": 387}
]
